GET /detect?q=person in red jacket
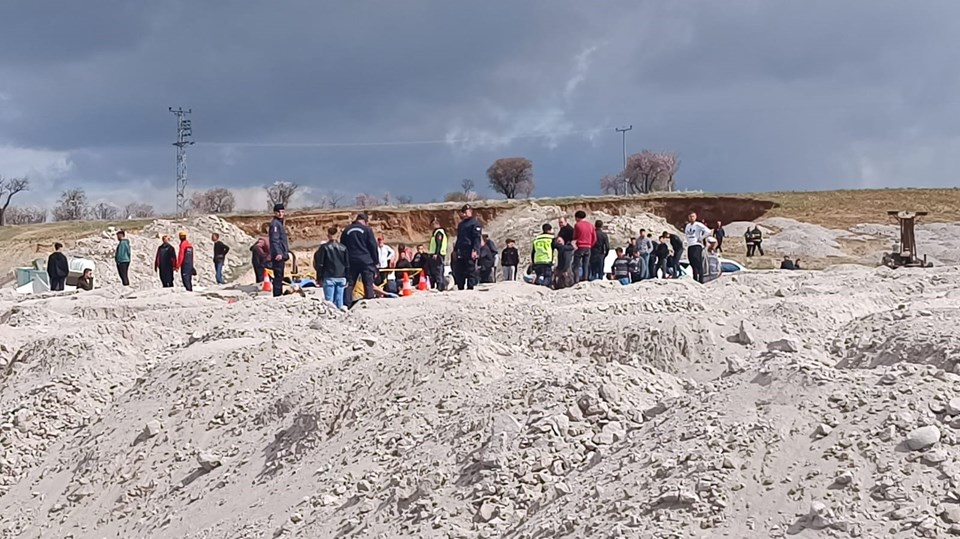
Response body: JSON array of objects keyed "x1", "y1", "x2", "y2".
[
  {"x1": 571, "y1": 210, "x2": 596, "y2": 282},
  {"x1": 175, "y1": 230, "x2": 195, "y2": 291}
]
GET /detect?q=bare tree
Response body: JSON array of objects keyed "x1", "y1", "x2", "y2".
[
  {"x1": 124, "y1": 202, "x2": 155, "y2": 218},
  {"x1": 355, "y1": 193, "x2": 377, "y2": 208},
  {"x1": 600, "y1": 173, "x2": 627, "y2": 196},
  {"x1": 381, "y1": 192, "x2": 393, "y2": 206},
  {"x1": 396, "y1": 194, "x2": 413, "y2": 205},
  {"x1": 265, "y1": 181, "x2": 299, "y2": 210},
  {"x1": 190, "y1": 187, "x2": 236, "y2": 214},
  {"x1": 52, "y1": 189, "x2": 89, "y2": 221},
  {"x1": 91, "y1": 202, "x2": 120, "y2": 220},
  {"x1": 460, "y1": 179, "x2": 475, "y2": 195},
  {"x1": 487, "y1": 157, "x2": 534, "y2": 199},
  {"x1": 4, "y1": 206, "x2": 46, "y2": 224},
  {"x1": 623, "y1": 150, "x2": 680, "y2": 194},
  {"x1": 0, "y1": 176, "x2": 29, "y2": 226},
  {"x1": 326, "y1": 191, "x2": 346, "y2": 209}
]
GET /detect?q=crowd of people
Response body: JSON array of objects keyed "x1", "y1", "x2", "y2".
[{"x1": 44, "y1": 202, "x2": 783, "y2": 304}]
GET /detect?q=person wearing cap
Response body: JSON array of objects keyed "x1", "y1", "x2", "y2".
[
  {"x1": 702, "y1": 236, "x2": 722, "y2": 283},
  {"x1": 115, "y1": 230, "x2": 131, "y2": 286},
  {"x1": 154, "y1": 234, "x2": 176, "y2": 288},
  {"x1": 452, "y1": 204, "x2": 482, "y2": 290},
  {"x1": 175, "y1": 231, "x2": 195, "y2": 291},
  {"x1": 427, "y1": 217, "x2": 448, "y2": 291},
  {"x1": 269, "y1": 203, "x2": 289, "y2": 297},
  {"x1": 340, "y1": 212, "x2": 379, "y2": 306}
]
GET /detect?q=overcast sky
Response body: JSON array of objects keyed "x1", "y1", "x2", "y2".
[{"x1": 1, "y1": 1, "x2": 958, "y2": 211}]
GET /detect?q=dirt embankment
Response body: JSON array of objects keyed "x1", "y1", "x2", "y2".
[{"x1": 225, "y1": 195, "x2": 776, "y2": 247}]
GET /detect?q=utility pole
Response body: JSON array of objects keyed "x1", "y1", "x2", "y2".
[
  {"x1": 169, "y1": 107, "x2": 194, "y2": 217},
  {"x1": 615, "y1": 125, "x2": 632, "y2": 196}
]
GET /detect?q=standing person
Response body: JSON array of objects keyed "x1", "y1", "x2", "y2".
[
  {"x1": 702, "y1": 237, "x2": 722, "y2": 283},
  {"x1": 636, "y1": 229, "x2": 653, "y2": 280},
  {"x1": 668, "y1": 232, "x2": 684, "y2": 278},
  {"x1": 376, "y1": 236, "x2": 395, "y2": 286},
  {"x1": 552, "y1": 237, "x2": 575, "y2": 290},
  {"x1": 314, "y1": 226, "x2": 349, "y2": 309},
  {"x1": 452, "y1": 204, "x2": 482, "y2": 291},
  {"x1": 571, "y1": 211, "x2": 596, "y2": 282},
  {"x1": 713, "y1": 221, "x2": 726, "y2": 253},
  {"x1": 745, "y1": 225, "x2": 755, "y2": 257},
  {"x1": 646, "y1": 233, "x2": 658, "y2": 278},
  {"x1": 655, "y1": 234, "x2": 671, "y2": 278},
  {"x1": 46, "y1": 242, "x2": 69, "y2": 291},
  {"x1": 590, "y1": 220, "x2": 609, "y2": 281},
  {"x1": 251, "y1": 229, "x2": 270, "y2": 284},
  {"x1": 628, "y1": 252, "x2": 641, "y2": 283},
  {"x1": 612, "y1": 248, "x2": 631, "y2": 285},
  {"x1": 500, "y1": 239, "x2": 519, "y2": 281},
  {"x1": 175, "y1": 231, "x2": 195, "y2": 291},
  {"x1": 269, "y1": 203, "x2": 289, "y2": 297},
  {"x1": 212, "y1": 233, "x2": 230, "y2": 285},
  {"x1": 115, "y1": 230, "x2": 131, "y2": 286},
  {"x1": 341, "y1": 212, "x2": 380, "y2": 306},
  {"x1": 427, "y1": 218, "x2": 448, "y2": 291},
  {"x1": 625, "y1": 237, "x2": 637, "y2": 257},
  {"x1": 557, "y1": 217, "x2": 574, "y2": 245},
  {"x1": 752, "y1": 226, "x2": 765, "y2": 256},
  {"x1": 531, "y1": 224, "x2": 555, "y2": 287},
  {"x1": 478, "y1": 234, "x2": 497, "y2": 284},
  {"x1": 154, "y1": 235, "x2": 176, "y2": 288},
  {"x1": 684, "y1": 212, "x2": 711, "y2": 283}
]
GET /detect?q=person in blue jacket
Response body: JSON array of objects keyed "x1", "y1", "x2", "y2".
[{"x1": 269, "y1": 203, "x2": 289, "y2": 297}]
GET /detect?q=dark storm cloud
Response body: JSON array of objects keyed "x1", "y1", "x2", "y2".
[{"x1": 1, "y1": 0, "x2": 959, "y2": 210}]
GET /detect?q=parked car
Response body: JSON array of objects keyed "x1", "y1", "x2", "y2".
[{"x1": 602, "y1": 250, "x2": 746, "y2": 280}]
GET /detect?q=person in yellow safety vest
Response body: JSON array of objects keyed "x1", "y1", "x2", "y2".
[
  {"x1": 531, "y1": 223, "x2": 556, "y2": 287},
  {"x1": 427, "y1": 217, "x2": 448, "y2": 291}
]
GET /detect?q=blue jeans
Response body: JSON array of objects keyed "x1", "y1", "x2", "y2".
[
  {"x1": 323, "y1": 277, "x2": 347, "y2": 309},
  {"x1": 638, "y1": 253, "x2": 650, "y2": 280},
  {"x1": 214, "y1": 260, "x2": 225, "y2": 284},
  {"x1": 618, "y1": 277, "x2": 631, "y2": 285}
]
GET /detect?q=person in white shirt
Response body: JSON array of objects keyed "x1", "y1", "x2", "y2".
[
  {"x1": 376, "y1": 236, "x2": 396, "y2": 284},
  {"x1": 684, "y1": 211, "x2": 711, "y2": 283}
]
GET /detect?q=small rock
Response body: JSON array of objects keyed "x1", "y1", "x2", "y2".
[
  {"x1": 947, "y1": 398, "x2": 960, "y2": 416},
  {"x1": 814, "y1": 424, "x2": 832, "y2": 438},
  {"x1": 735, "y1": 322, "x2": 755, "y2": 345},
  {"x1": 197, "y1": 452, "x2": 223, "y2": 472},
  {"x1": 290, "y1": 512, "x2": 303, "y2": 524},
  {"x1": 724, "y1": 357, "x2": 745, "y2": 375},
  {"x1": 834, "y1": 471, "x2": 853, "y2": 486},
  {"x1": 361, "y1": 337, "x2": 378, "y2": 347},
  {"x1": 922, "y1": 448, "x2": 949, "y2": 465},
  {"x1": 477, "y1": 501, "x2": 497, "y2": 522},
  {"x1": 943, "y1": 506, "x2": 960, "y2": 524},
  {"x1": 599, "y1": 384, "x2": 620, "y2": 404},
  {"x1": 767, "y1": 339, "x2": 799, "y2": 353},
  {"x1": 906, "y1": 425, "x2": 941, "y2": 451},
  {"x1": 566, "y1": 404, "x2": 584, "y2": 422},
  {"x1": 143, "y1": 420, "x2": 162, "y2": 439}
]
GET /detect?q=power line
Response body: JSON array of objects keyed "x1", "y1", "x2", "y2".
[{"x1": 169, "y1": 107, "x2": 194, "y2": 217}]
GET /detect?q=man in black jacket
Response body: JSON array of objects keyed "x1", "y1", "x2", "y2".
[
  {"x1": 478, "y1": 234, "x2": 497, "y2": 283},
  {"x1": 341, "y1": 212, "x2": 379, "y2": 306},
  {"x1": 212, "y1": 233, "x2": 230, "y2": 285},
  {"x1": 46, "y1": 243, "x2": 69, "y2": 291},
  {"x1": 557, "y1": 216, "x2": 574, "y2": 245},
  {"x1": 668, "y1": 233, "x2": 684, "y2": 278},
  {"x1": 590, "y1": 220, "x2": 609, "y2": 280},
  {"x1": 154, "y1": 235, "x2": 177, "y2": 288},
  {"x1": 268, "y1": 204, "x2": 289, "y2": 297},
  {"x1": 452, "y1": 204, "x2": 482, "y2": 290},
  {"x1": 500, "y1": 239, "x2": 519, "y2": 281},
  {"x1": 315, "y1": 226, "x2": 350, "y2": 309}
]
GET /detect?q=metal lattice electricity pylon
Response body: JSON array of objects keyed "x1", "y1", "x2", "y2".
[{"x1": 169, "y1": 107, "x2": 194, "y2": 217}]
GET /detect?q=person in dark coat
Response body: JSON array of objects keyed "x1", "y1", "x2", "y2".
[
  {"x1": 154, "y1": 235, "x2": 177, "y2": 288},
  {"x1": 212, "y1": 233, "x2": 230, "y2": 285},
  {"x1": 176, "y1": 231, "x2": 195, "y2": 291},
  {"x1": 668, "y1": 233, "x2": 684, "y2": 278},
  {"x1": 590, "y1": 220, "x2": 609, "y2": 281},
  {"x1": 500, "y1": 239, "x2": 520, "y2": 281},
  {"x1": 557, "y1": 217, "x2": 574, "y2": 245},
  {"x1": 478, "y1": 234, "x2": 497, "y2": 284},
  {"x1": 340, "y1": 212, "x2": 379, "y2": 306},
  {"x1": 46, "y1": 242, "x2": 69, "y2": 291},
  {"x1": 552, "y1": 237, "x2": 575, "y2": 290},
  {"x1": 268, "y1": 204, "x2": 289, "y2": 297},
  {"x1": 452, "y1": 204, "x2": 482, "y2": 290},
  {"x1": 655, "y1": 234, "x2": 672, "y2": 278},
  {"x1": 251, "y1": 228, "x2": 270, "y2": 284}
]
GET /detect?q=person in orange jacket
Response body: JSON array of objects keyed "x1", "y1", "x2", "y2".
[{"x1": 175, "y1": 230, "x2": 195, "y2": 291}]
